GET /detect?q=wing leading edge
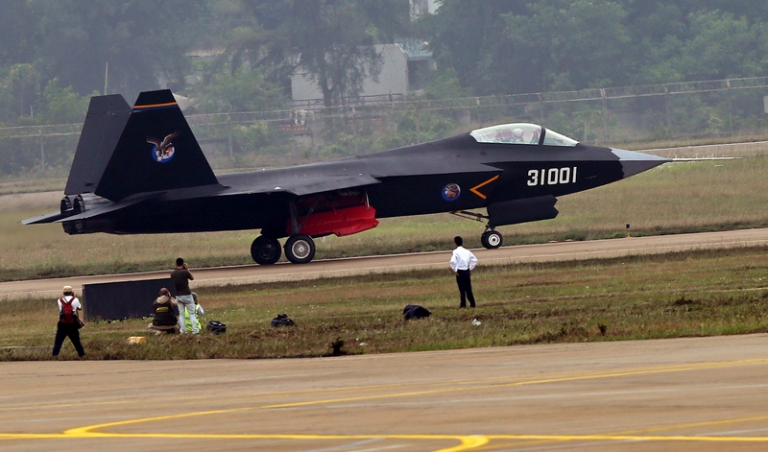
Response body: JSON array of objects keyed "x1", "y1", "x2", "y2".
[{"x1": 218, "y1": 173, "x2": 381, "y2": 197}]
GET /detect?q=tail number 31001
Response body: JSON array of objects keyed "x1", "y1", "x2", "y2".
[{"x1": 527, "y1": 167, "x2": 577, "y2": 186}]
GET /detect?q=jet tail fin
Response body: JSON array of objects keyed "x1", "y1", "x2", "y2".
[
  {"x1": 64, "y1": 94, "x2": 132, "y2": 195},
  {"x1": 94, "y1": 89, "x2": 219, "y2": 201}
]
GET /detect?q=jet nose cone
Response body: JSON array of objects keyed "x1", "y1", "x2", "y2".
[{"x1": 611, "y1": 148, "x2": 670, "y2": 178}]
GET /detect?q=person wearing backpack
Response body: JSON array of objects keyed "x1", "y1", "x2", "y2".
[{"x1": 52, "y1": 285, "x2": 85, "y2": 357}]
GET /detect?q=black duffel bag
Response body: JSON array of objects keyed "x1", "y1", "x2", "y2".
[
  {"x1": 206, "y1": 320, "x2": 226, "y2": 334},
  {"x1": 271, "y1": 313, "x2": 296, "y2": 327},
  {"x1": 403, "y1": 304, "x2": 431, "y2": 320}
]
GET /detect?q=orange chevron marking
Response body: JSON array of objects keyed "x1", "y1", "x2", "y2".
[{"x1": 469, "y1": 175, "x2": 500, "y2": 200}]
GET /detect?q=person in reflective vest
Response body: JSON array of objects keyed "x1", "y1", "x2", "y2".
[{"x1": 184, "y1": 292, "x2": 204, "y2": 333}]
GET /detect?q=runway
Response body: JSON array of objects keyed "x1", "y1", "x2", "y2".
[
  {"x1": 2, "y1": 228, "x2": 768, "y2": 300},
  {"x1": 2, "y1": 334, "x2": 768, "y2": 451},
  {"x1": 4, "y1": 229, "x2": 768, "y2": 451}
]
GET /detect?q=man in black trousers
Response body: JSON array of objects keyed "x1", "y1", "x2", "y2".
[
  {"x1": 449, "y1": 236, "x2": 478, "y2": 308},
  {"x1": 52, "y1": 285, "x2": 85, "y2": 357}
]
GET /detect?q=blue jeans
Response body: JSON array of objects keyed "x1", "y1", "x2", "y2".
[{"x1": 176, "y1": 295, "x2": 198, "y2": 334}]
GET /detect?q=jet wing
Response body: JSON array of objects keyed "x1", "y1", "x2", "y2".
[
  {"x1": 218, "y1": 173, "x2": 381, "y2": 197},
  {"x1": 22, "y1": 211, "x2": 70, "y2": 225}
]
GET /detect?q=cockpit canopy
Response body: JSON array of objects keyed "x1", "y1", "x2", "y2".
[{"x1": 470, "y1": 123, "x2": 579, "y2": 147}]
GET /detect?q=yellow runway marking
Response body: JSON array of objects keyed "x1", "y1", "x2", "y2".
[
  {"x1": 613, "y1": 413, "x2": 768, "y2": 436},
  {"x1": 4, "y1": 357, "x2": 768, "y2": 451}
]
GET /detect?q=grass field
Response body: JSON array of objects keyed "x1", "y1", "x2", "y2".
[{"x1": 2, "y1": 246, "x2": 767, "y2": 361}]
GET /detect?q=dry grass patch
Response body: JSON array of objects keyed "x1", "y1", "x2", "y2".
[{"x1": 3, "y1": 247, "x2": 768, "y2": 361}]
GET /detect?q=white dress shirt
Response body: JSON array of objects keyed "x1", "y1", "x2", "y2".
[{"x1": 450, "y1": 246, "x2": 478, "y2": 272}]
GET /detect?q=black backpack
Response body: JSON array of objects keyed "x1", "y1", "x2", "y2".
[
  {"x1": 206, "y1": 320, "x2": 226, "y2": 334},
  {"x1": 271, "y1": 313, "x2": 296, "y2": 327},
  {"x1": 403, "y1": 304, "x2": 431, "y2": 320}
]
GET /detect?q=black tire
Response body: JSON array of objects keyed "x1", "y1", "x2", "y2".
[
  {"x1": 251, "y1": 235, "x2": 281, "y2": 265},
  {"x1": 481, "y1": 230, "x2": 503, "y2": 249},
  {"x1": 284, "y1": 234, "x2": 316, "y2": 264}
]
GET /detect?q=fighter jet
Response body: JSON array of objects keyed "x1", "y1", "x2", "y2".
[{"x1": 23, "y1": 90, "x2": 669, "y2": 265}]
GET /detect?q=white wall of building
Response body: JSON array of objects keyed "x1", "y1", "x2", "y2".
[{"x1": 291, "y1": 44, "x2": 409, "y2": 102}]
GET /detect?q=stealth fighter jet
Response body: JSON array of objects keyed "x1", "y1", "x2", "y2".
[{"x1": 24, "y1": 90, "x2": 669, "y2": 265}]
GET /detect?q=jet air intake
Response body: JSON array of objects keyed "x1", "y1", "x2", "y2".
[{"x1": 487, "y1": 196, "x2": 559, "y2": 228}]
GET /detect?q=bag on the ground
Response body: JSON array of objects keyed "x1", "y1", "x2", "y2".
[
  {"x1": 403, "y1": 304, "x2": 431, "y2": 320},
  {"x1": 271, "y1": 313, "x2": 296, "y2": 327},
  {"x1": 206, "y1": 320, "x2": 226, "y2": 334}
]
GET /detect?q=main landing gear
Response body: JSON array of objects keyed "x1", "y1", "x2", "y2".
[
  {"x1": 251, "y1": 235, "x2": 281, "y2": 265},
  {"x1": 250, "y1": 193, "x2": 378, "y2": 265},
  {"x1": 451, "y1": 210, "x2": 504, "y2": 250},
  {"x1": 283, "y1": 234, "x2": 316, "y2": 264},
  {"x1": 250, "y1": 234, "x2": 317, "y2": 265}
]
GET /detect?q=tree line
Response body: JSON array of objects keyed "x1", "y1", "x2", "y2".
[{"x1": 2, "y1": 0, "x2": 768, "y2": 176}]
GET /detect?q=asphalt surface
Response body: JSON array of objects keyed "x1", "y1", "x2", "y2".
[
  {"x1": 3, "y1": 229, "x2": 768, "y2": 451},
  {"x1": 2, "y1": 228, "x2": 768, "y2": 301},
  {"x1": 3, "y1": 334, "x2": 768, "y2": 451}
]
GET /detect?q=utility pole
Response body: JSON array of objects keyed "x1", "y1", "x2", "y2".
[{"x1": 39, "y1": 128, "x2": 45, "y2": 175}]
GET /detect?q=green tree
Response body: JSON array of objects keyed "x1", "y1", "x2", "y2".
[
  {"x1": 676, "y1": 11, "x2": 768, "y2": 80},
  {"x1": 191, "y1": 66, "x2": 287, "y2": 113},
  {"x1": 421, "y1": 0, "x2": 526, "y2": 95},
  {"x1": 219, "y1": 0, "x2": 411, "y2": 108},
  {"x1": 503, "y1": 0, "x2": 631, "y2": 92},
  {"x1": 31, "y1": 0, "x2": 203, "y2": 100},
  {"x1": 38, "y1": 79, "x2": 89, "y2": 124},
  {"x1": 0, "y1": 0, "x2": 39, "y2": 68},
  {"x1": 7, "y1": 64, "x2": 41, "y2": 119}
]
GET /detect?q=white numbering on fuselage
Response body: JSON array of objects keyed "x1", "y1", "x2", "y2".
[{"x1": 527, "y1": 167, "x2": 577, "y2": 187}]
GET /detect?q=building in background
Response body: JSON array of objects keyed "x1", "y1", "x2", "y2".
[{"x1": 290, "y1": 39, "x2": 434, "y2": 108}]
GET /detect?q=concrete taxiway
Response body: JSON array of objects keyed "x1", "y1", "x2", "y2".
[
  {"x1": 2, "y1": 227, "x2": 768, "y2": 301},
  {"x1": 2, "y1": 334, "x2": 768, "y2": 451}
]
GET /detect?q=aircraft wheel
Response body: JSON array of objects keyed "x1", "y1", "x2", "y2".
[
  {"x1": 481, "y1": 230, "x2": 503, "y2": 249},
  {"x1": 251, "y1": 235, "x2": 281, "y2": 265},
  {"x1": 284, "y1": 234, "x2": 316, "y2": 264}
]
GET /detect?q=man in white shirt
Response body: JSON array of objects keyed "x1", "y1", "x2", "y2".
[{"x1": 449, "y1": 236, "x2": 478, "y2": 308}]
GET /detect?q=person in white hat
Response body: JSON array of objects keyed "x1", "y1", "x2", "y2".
[{"x1": 52, "y1": 285, "x2": 85, "y2": 357}]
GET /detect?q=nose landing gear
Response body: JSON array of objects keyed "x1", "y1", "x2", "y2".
[{"x1": 451, "y1": 210, "x2": 504, "y2": 249}]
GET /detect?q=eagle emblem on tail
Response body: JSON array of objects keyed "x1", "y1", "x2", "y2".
[{"x1": 147, "y1": 131, "x2": 180, "y2": 162}]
